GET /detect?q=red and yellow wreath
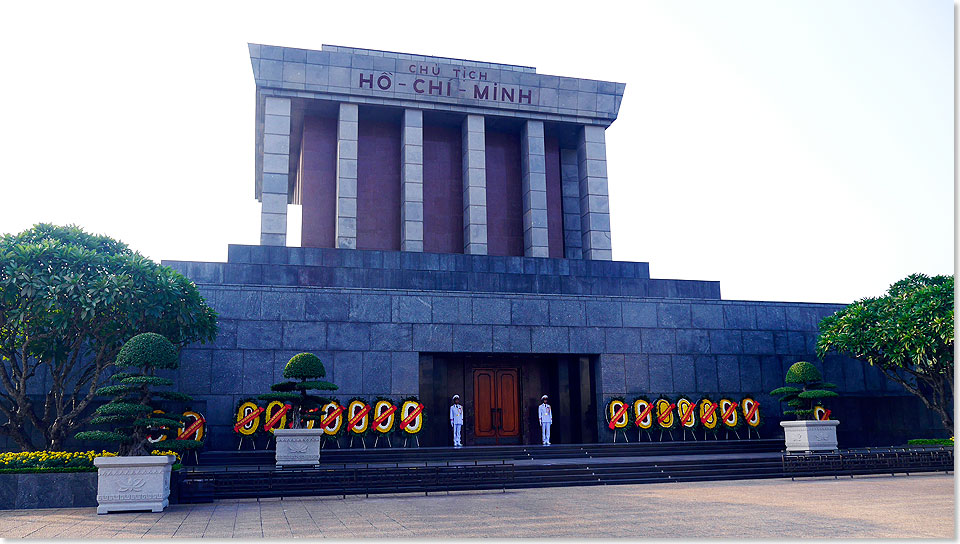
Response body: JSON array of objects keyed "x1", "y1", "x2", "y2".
[
  {"x1": 318, "y1": 399, "x2": 345, "y2": 439},
  {"x1": 399, "y1": 396, "x2": 424, "y2": 435},
  {"x1": 346, "y1": 397, "x2": 372, "y2": 436},
  {"x1": 655, "y1": 396, "x2": 678, "y2": 430},
  {"x1": 718, "y1": 398, "x2": 742, "y2": 430},
  {"x1": 740, "y1": 396, "x2": 762, "y2": 428},
  {"x1": 371, "y1": 397, "x2": 398, "y2": 435},
  {"x1": 632, "y1": 397, "x2": 654, "y2": 430},
  {"x1": 607, "y1": 397, "x2": 629, "y2": 430},
  {"x1": 697, "y1": 398, "x2": 720, "y2": 432},
  {"x1": 675, "y1": 397, "x2": 697, "y2": 430}
]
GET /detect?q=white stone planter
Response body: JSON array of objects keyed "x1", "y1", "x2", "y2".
[
  {"x1": 273, "y1": 428, "x2": 323, "y2": 467},
  {"x1": 93, "y1": 455, "x2": 175, "y2": 514},
  {"x1": 781, "y1": 420, "x2": 840, "y2": 452}
]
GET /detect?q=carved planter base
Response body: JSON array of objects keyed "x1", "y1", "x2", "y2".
[
  {"x1": 93, "y1": 455, "x2": 175, "y2": 514},
  {"x1": 781, "y1": 420, "x2": 840, "y2": 452},
  {"x1": 274, "y1": 428, "x2": 323, "y2": 468}
]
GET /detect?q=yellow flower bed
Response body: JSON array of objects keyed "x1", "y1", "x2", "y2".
[{"x1": 0, "y1": 449, "x2": 179, "y2": 472}]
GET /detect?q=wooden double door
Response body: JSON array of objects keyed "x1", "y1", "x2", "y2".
[{"x1": 473, "y1": 368, "x2": 520, "y2": 444}]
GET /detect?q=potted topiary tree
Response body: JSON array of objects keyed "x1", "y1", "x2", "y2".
[
  {"x1": 75, "y1": 333, "x2": 202, "y2": 514},
  {"x1": 771, "y1": 361, "x2": 840, "y2": 452},
  {"x1": 258, "y1": 352, "x2": 338, "y2": 467}
]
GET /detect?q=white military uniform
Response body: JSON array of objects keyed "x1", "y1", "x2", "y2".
[
  {"x1": 538, "y1": 400, "x2": 552, "y2": 445},
  {"x1": 450, "y1": 400, "x2": 464, "y2": 447}
]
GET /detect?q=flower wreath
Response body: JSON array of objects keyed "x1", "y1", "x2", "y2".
[
  {"x1": 675, "y1": 396, "x2": 698, "y2": 430},
  {"x1": 233, "y1": 398, "x2": 264, "y2": 437},
  {"x1": 813, "y1": 405, "x2": 830, "y2": 421},
  {"x1": 398, "y1": 395, "x2": 424, "y2": 435},
  {"x1": 346, "y1": 397, "x2": 373, "y2": 436},
  {"x1": 717, "y1": 397, "x2": 743, "y2": 430},
  {"x1": 632, "y1": 396, "x2": 654, "y2": 431},
  {"x1": 654, "y1": 395, "x2": 678, "y2": 430},
  {"x1": 740, "y1": 396, "x2": 763, "y2": 429},
  {"x1": 317, "y1": 397, "x2": 345, "y2": 440},
  {"x1": 263, "y1": 400, "x2": 291, "y2": 434},
  {"x1": 606, "y1": 396, "x2": 630, "y2": 429},
  {"x1": 371, "y1": 396, "x2": 398, "y2": 435},
  {"x1": 697, "y1": 397, "x2": 721, "y2": 434},
  {"x1": 178, "y1": 409, "x2": 206, "y2": 443},
  {"x1": 146, "y1": 409, "x2": 171, "y2": 444}
]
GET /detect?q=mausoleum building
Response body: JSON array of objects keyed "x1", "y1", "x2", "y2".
[{"x1": 162, "y1": 44, "x2": 939, "y2": 449}]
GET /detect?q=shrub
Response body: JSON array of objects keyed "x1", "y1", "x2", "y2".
[
  {"x1": 259, "y1": 352, "x2": 338, "y2": 429},
  {"x1": 771, "y1": 361, "x2": 839, "y2": 420},
  {"x1": 74, "y1": 333, "x2": 202, "y2": 456}
]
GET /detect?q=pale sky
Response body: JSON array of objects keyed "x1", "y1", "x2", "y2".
[{"x1": 0, "y1": 0, "x2": 953, "y2": 304}]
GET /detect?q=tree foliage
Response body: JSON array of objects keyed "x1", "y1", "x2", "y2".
[
  {"x1": 75, "y1": 333, "x2": 201, "y2": 456},
  {"x1": 771, "y1": 361, "x2": 838, "y2": 420},
  {"x1": 817, "y1": 273, "x2": 953, "y2": 434},
  {"x1": 259, "y1": 352, "x2": 337, "y2": 429},
  {"x1": 0, "y1": 224, "x2": 218, "y2": 451}
]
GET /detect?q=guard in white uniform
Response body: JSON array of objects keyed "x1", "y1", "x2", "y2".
[
  {"x1": 538, "y1": 395, "x2": 552, "y2": 445},
  {"x1": 450, "y1": 395, "x2": 464, "y2": 447}
]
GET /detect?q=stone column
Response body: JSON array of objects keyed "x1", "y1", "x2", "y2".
[
  {"x1": 401, "y1": 109, "x2": 424, "y2": 252},
  {"x1": 521, "y1": 120, "x2": 549, "y2": 257},
  {"x1": 461, "y1": 114, "x2": 487, "y2": 255},
  {"x1": 260, "y1": 96, "x2": 291, "y2": 246},
  {"x1": 577, "y1": 125, "x2": 612, "y2": 260},
  {"x1": 560, "y1": 149, "x2": 583, "y2": 259},
  {"x1": 336, "y1": 103, "x2": 359, "y2": 249}
]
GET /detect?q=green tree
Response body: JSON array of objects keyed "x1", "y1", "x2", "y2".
[
  {"x1": 0, "y1": 224, "x2": 217, "y2": 451},
  {"x1": 75, "y1": 333, "x2": 202, "y2": 456},
  {"x1": 817, "y1": 273, "x2": 953, "y2": 434},
  {"x1": 770, "y1": 361, "x2": 838, "y2": 419},
  {"x1": 259, "y1": 353, "x2": 337, "y2": 429}
]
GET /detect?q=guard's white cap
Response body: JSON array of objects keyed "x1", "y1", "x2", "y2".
[
  {"x1": 452, "y1": 394, "x2": 460, "y2": 399},
  {"x1": 541, "y1": 395, "x2": 548, "y2": 400}
]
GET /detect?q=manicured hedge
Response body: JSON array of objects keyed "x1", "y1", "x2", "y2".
[
  {"x1": 907, "y1": 438, "x2": 954, "y2": 446},
  {"x1": 0, "y1": 449, "x2": 181, "y2": 473}
]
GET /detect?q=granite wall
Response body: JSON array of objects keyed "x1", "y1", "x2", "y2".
[{"x1": 156, "y1": 245, "x2": 941, "y2": 450}]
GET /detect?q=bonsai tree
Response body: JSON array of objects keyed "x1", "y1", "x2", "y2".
[
  {"x1": 259, "y1": 353, "x2": 338, "y2": 429},
  {"x1": 75, "y1": 333, "x2": 201, "y2": 456},
  {"x1": 771, "y1": 361, "x2": 839, "y2": 420}
]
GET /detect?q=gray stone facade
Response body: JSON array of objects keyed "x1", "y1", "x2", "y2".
[
  {"x1": 400, "y1": 109, "x2": 424, "y2": 252},
  {"x1": 251, "y1": 44, "x2": 618, "y2": 260},
  {"x1": 156, "y1": 44, "x2": 943, "y2": 454},
  {"x1": 461, "y1": 115, "x2": 488, "y2": 255},
  {"x1": 260, "y1": 97, "x2": 291, "y2": 246},
  {"x1": 336, "y1": 103, "x2": 359, "y2": 249},
  {"x1": 161, "y1": 245, "x2": 935, "y2": 450}
]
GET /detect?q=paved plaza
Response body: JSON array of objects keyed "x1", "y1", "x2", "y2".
[{"x1": 0, "y1": 474, "x2": 953, "y2": 539}]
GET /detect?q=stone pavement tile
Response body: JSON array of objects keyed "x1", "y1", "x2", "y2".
[
  {"x1": 0, "y1": 520, "x2": 49, "y2": 538},
  {"x1": 170, "y1": 504, "x2": 216, "y2": 538},
  {"x1": 201, "y1": 502, "x2": 239, "y2": 535},
  {"x1": 0, "y1": 473, "x2": 952, "y2": 539}
]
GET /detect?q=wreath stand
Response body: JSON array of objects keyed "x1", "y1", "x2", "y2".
[
  {"x1": 658, "y1": 429, "x2": 675, "y2": 442},
  {"x1": 373, "y1": 434, "x2": 392, "y2": 448},
  {"x1": 746, "y1": 426, "x2": 758, "y2": 439},
  {"x1": 681, "y1": 426, "x2": 697, "y2": 441},
  {"x1": 604, "y1": 411, "x2": 629, "y2": 442},
  {"x1": 402, "y1": 435, "x2": 420, "y2": 448},
  {"x1": 236, "y1": 435, "x2": 257, "y2": 450},
  {"x1": 349, "y1": 435, "x2": 367, "y2": 449},
  {"x1": 637, "y1": 427, "x2": 653, "y2": 441}
]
